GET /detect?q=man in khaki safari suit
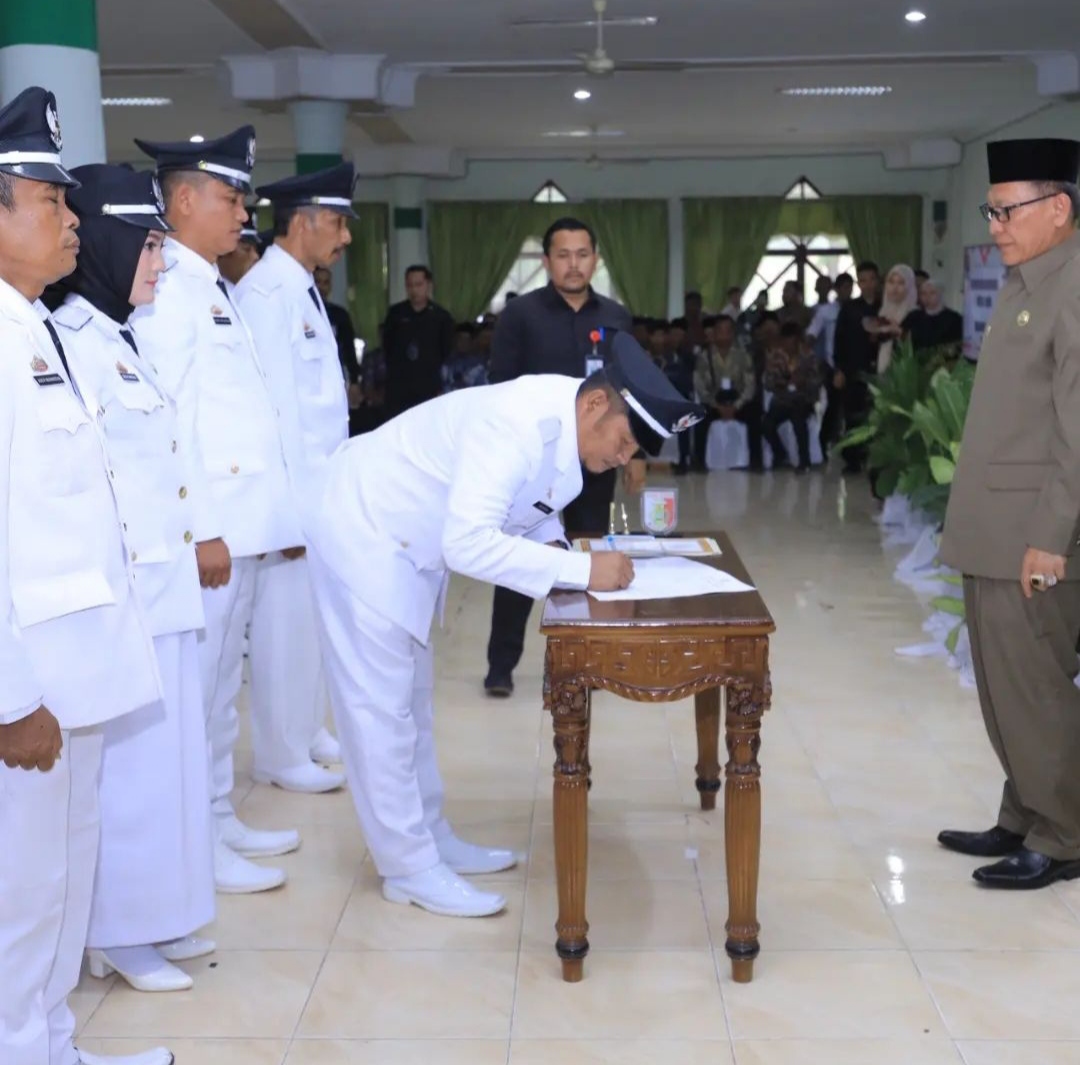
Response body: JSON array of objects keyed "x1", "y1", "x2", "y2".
[{"x1": 938, "y1": 137, "x2": 1080, "y2": 890}]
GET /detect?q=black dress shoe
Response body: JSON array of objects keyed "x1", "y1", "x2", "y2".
[
  {"x1": 483, "y1": 672, "x2": 514, "y2": 698},
  {"x1": 972, "y1": 846, "x2": 1080, "y2": 890},
  {"x1": 937, "y1": 825, "x2": 1025, "y2": 857}
]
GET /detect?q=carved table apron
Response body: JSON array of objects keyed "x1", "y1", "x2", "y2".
[{"x1": 540, "y1": 533, "x2": 774, "y2": 984}]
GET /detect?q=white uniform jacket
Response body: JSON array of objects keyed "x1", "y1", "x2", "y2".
[
  {"x1": 0, "y1": 278, "x2": 160, "y2": 728},
  {"x1": 53, "y1": 295, "x2": 205, "y2": 638},
  {"x1": 131, "y1": 238, "x2": 302, "y2": 559},
  {"x1": 310, "y1": 374, "x2": 593, "y2": 644},
  {"x1": 237, "y1": 244, "x2": 348, "y2": 521}
]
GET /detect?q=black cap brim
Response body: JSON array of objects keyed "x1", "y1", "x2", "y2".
[
  {"x1": 0, "y1": 161, "x2": 80, "y2": 188},
  {"x1": 626, "y1": 408, "x2": 665, "y2": 457}
]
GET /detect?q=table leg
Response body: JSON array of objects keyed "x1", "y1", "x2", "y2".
[
  {"x1": 694, "y1": 686, "x2": 722, "y2": 811},
  {"x1": 551, "y1": 679, "x2": 591, "y2": 982},
  {"x1": 724, "y1": 680, "x2": 767, "y2": 983}
]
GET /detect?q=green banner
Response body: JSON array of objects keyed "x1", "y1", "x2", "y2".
[{"x1": 0, "y1": 0, "x2": 97, "y2": 50}]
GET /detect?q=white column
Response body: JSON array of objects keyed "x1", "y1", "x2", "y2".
[
  {"x1": 389, "y1": 175, "x2": 427, "y2": 305},
  {"x1": 0, "y1": 45, "x2": 105, "y2": 167}
]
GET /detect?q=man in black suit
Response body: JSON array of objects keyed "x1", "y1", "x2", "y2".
[{"x1": 484, "y1": 216, "x2": 632, "y2": 696}]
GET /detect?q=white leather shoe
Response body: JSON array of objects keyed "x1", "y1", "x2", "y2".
[
  {"x1": 77, "y1": 1048, "x2": 173, "y2": 1065},
  {"x1": 253, "y1": 761, "x2": 346, "y2": 794},
  {"x1": 87, "y1": 947, "x2": 192, "y2": 993},
  {"x1": 155, "y1": 935, "x2": 216, "y2": 962},
  {"x1": 382, "y1": 862, "x2": 507, "y2": 917},
  {"x1": 214, "y1": 839, "x2": 286, "y2": 894},
  {"x1": 216, "y1": 812, "x2": 300, "y2": 857},
  {"x1": 310, "y1": 727, "x2": 342, "y2": 764},
  {"x1": 438, "y1": 835, "x2": 519, "y2": 875}
]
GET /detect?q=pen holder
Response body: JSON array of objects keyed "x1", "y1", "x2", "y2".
[{"x1": 641, "y1": 487, "x2": 679, "y2": 536}]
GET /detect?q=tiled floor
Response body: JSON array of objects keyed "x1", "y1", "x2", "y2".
[{"x1": 73, "y1": 469, "x2": 1080, "y2": 1064}]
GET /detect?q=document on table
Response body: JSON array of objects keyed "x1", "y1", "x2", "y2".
[
  {"x1": 578, "y1": 536, "x2": 722, "y2": 557},
  {"x1": 588, "y1": 556, "x2": 755, "y2": 601}
]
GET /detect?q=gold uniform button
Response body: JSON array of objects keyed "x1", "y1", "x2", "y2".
[
  {"x1": 1017, "y1": 310, "x2": 1031, "y2": 327},
  {"x1": 230, "y1": 464, "x2": 240, "y2": 474},
  {"x1": 184, "y1": 531, "x2": 193, "y2": 544},
  {"x1": 130, "y1": 551, "x2": 138, "y2": 562},
  {"x1": 179, "y1": 486, "x2": 188, "y2": 499}
]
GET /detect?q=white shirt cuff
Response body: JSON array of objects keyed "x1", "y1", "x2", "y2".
[{"x1": 555, "y1": 549, "x2": 592, "y2": 591}]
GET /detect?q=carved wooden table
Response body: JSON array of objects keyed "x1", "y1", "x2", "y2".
[{"x1": 540, "y1": 532, "x2": 774, "y2": 984}]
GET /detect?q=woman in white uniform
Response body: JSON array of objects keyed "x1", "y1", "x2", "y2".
[{"x1": 49, "y1": 165, "x2": 215, "y2": 992}]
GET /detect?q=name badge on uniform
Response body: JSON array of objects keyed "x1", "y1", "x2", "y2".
[
  {"x1": 585, "y1": 357, "x2": 604, "y2": 377},
  {"x1": 303, "y1": 321, "x2": 317, "y2": 339},
  {"x1": 115, "y1": 360, "x2": 139, "y2": 383},
  {"x1": 210, "y1": 304, "x2": 232, "y2": 326},
  {"x1": 533, "y1": 501, "x2": 554, "y2": 515},
  {"x1": 34, "y1": 373, "x2": 64, "y2": 387}
]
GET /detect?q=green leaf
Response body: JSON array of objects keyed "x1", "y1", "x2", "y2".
[
  {"x1": 940, "y1": 573, "x2": 963, "y2": 586},
  {"x1": 929, "y1": 456, "x2": 956, "y2": 485},
  {"x1": 931, "y1": 595, "x2": 966, "y2": 617},
  {"x1": 945, "y1": 619, "x2": 965, "y2": 654}
]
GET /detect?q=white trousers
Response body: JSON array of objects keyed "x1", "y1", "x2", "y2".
[
  {"x1": 199, "y1": 556, "x2": 256, "y2": 814},
  {"x1": 87, "y1": 631, "x2": 215, "y2": 948},
  {"x1": 309, "y1": 549, "x2": 449, "y2": 877},
  {"x1": 0, "y1": 729, "x2": 103, "y2": 1065},
  {"x1": 248, "y1": 553, "x2": 326, "y2": 775}
]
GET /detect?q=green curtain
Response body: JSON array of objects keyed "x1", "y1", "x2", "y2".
[
  {"x1": 577, "y1": 200, "x2": 668, "y2": 317},
  {"x1": 834, "y1": 195, "x2": 923, "y2": 273},
  {"x1": 683, "y1": 197, "x2": 784, "y2": 308},
  {"x1": 344, "y1": 202, "x2": 389, "y2": 346},
  {"x1": 776, "y1": 199, "x2": 843, "y2": 237},
  {"x1": 427, "y1": 201, "x2": 539, "y2": 321}
]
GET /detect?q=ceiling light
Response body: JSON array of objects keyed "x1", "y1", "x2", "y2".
[
  {"x1": 905, "y1": 9, "x2": 927, "y2": 22},
  {"x1": 189, "y1": 134, "x2": 205, "y2": 143},
  {"x1": 781, "y1": 85, "x2": 893, "y2": 97},
  {"x1": 541, "y1": 129, "x2": 625, "y2": 138},
  {"x1": 574, "y1": 89, "x2": 592, "y2": 101},
  {"x1": 101, "y1": 96, "x2": 172, "y2": 107}
]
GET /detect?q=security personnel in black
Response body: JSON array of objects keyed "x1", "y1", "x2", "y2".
[{"x1": 484, "y1": 216, "x2": 632, "y2": 697}]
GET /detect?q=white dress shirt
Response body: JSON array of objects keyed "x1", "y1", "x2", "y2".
[
  {"x1": 131, "y1": 237, "x2": 301, "y2": 558},
  {"x1": 310, "y1": 375, "x2": 593, "y2": 644},
  {"x1": 53, "y1": 294, "x2": 204, "y2": 638},
  {"x1": 237, "y1": 243, "x2": 348, "y2": 520},
  {"x1": 0, "y1": 278, "x2": 160, "y2": 727}
]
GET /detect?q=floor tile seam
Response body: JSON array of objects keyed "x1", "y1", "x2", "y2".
[{"x1": 286, "y1": 945, "x2": 333, "y2": 1046}]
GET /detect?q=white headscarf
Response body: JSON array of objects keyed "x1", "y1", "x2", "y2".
[{"x1": 877, "y1": 263, "x2": 918, "y2": 374}]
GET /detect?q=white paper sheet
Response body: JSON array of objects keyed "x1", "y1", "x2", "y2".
[{"x1": 588, "y1": 556, "x2": 755, "y2": 601}]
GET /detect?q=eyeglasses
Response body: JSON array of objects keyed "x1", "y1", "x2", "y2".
[{"x1": 979, "y1": 192, "x2": 1058, "y2": 224}]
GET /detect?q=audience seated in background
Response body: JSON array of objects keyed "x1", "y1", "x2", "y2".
[
  {"x1": 903, "y1": 276, "x2": 963, "y2": 360},
  {"x1": 442, "y1": 322, "x2": 490, "y2": 392},
  {"x1": 778, "y1": 279, "x2": 813, "y2": 331},
  {"x1": 762, "y1": 321, "x2": 822, "y2": 473},
  {"x1": 693, "y1": 314, "x2": 761, "y2": 473}
]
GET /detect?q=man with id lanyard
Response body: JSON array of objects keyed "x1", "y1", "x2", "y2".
[{"x1": 483, "y1": 216, "x2": 632, "y2": 697}]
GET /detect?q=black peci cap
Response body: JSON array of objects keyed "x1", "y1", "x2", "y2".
[
  {"x1": 987, "y1": 138, "x2": 1080, "y2": 185},
  {"x1": 255, "y1": 161, "x2": 357, "y2": 218},
  {"x1": 134, "y1": 125, "x2": 256, "y2": 192},
  {"x1": 0, "y1": 86, "x2": 78, "y2": 188},
  {"x1": 603, "y1": 332, "x2": 705, "y2": 456},
  {"x1": 67, "y1": 164, "x2": 172, "y2": 231}
]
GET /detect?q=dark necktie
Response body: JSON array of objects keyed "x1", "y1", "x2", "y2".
[
  {"x1": 43, "y1": 319, "x2": 84, "y2": 404},
  {"x1": 308, "y1": 285, "x2": 328, "y2": 321},
  {"x1": 216, "y1": 278, "x2": 234, "y2": 308},
  {"x1": 119, "y1": 327, "x2": 139, "y2": 355}
]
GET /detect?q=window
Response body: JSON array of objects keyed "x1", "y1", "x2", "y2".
[
  {"x1": 741, "y1": 177, "x2": 853, "y2": 310},
  {"x1": 488, "y1": 182, "x2": 619, "y2": 313}
]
